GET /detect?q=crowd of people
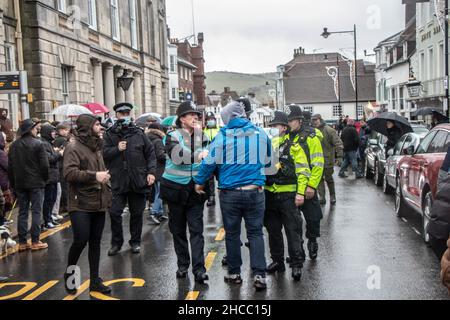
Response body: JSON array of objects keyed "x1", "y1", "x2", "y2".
[{"x1": 0, "y1": 102, "x2": 448, "y2": 295}]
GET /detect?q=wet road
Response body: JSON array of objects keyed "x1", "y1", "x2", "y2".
[{"x1": 0, "y1": 172, "x2": 448, "y2": 300}]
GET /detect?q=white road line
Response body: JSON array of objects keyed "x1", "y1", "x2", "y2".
[{"x1": 412, "y1": 227, "x2": 421, "y2": 236}]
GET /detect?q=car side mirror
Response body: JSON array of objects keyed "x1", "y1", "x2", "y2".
[
  {"x1": 387, "y1": 149, "x2": 394, "y2": 157},
  {"x1": 369, "y1": 139, "x2": 378, "y2": 146}
]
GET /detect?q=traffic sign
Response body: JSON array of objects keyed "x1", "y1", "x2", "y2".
[{"x1": 0, "y1": 72, "x2": 21, "y2": 94}]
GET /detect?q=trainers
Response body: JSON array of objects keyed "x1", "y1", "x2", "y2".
[
  {"x1": 254, "y1": 275, "x2": 267, "y2": 291},
  {"x1": 148, "y1": 215, "x2": 161, "y2": 225},
  {"x1": 224, "y1": 274, "x2": 243, "y2": 284},
  {"x1": 6, "y1": 238, "x2": 17, "y2": 249},
  {"x1": 52, "y1": 214, "x2": 64, "y2": 221},
  {"x1": 18, "y1": 243, "x2": 31, "y2": 252},
  {"x1": 158, "y1": 215, "x2": 169, "y2": 222},
  {"x1": 31, "y1": 241, "x2": 48, "y2": 251}
]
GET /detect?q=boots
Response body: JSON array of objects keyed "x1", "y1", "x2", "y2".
[
  {"x1": 328, "y1": 182, "x2": 337, "y2": 205},
  {"x1": 90, "y1": 277, "x2": 112, "y2": 294}
]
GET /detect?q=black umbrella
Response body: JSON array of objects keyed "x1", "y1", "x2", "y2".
[
  {"x1": 367, "y1": 112, "x2": 413, "y2": 136},
  {"x1": 412, "y1": 107, "x2": 448, "y2": 120}
]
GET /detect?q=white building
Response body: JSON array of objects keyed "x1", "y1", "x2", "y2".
[{"x1": 168, "y1": 42, "x2": 179, "y2": 115}]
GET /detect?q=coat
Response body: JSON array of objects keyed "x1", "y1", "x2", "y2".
[
  {"x1": 0, "y1": 109, "x2": 14, "y2": 143},
  {"x1": 40, "y1": 126, "x2": 62, "y2": 185},
  {"x1": 8, "y1": 134, "x2": 49, "y2": 190},
  {"x1": 340, "y1": 125, "x2": 360, "y2": 152},
  {"x1": 146, "y1": 128, "x2": 166, "y2": 180},
  {"x1": 103, "y1": 123, "x2": 156, "y2": 195},
  {"x1": 0, "y1": 134, "x2": 9, "y2": 190},
  {"x1": 428, "y1": 171, "x2": 450, "y2": 242},
  {"x1": 386, "y1": 126, "x2": 402, "y2": 151},
  {"x1": 318, "y1": 123, "x2": 344, "y2": 168},
  {"x1": 63, "y1": 115, "x2": 111, "y2": 213}
]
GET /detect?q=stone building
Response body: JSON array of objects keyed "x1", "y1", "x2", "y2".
[{"x1": 11, "y1": 0, "x2": 170, "y2": 120}]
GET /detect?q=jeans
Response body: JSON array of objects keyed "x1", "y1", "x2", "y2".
[
  {"x1": 219, "y1": 188, "x2": 266, "y2": 277},
  {"x1": 16, "y1": 188, "x2": 44, "y2": 244},
  {"x1": 52, "y1": 183, "x2": 62, "y2": 215},
  {"x1": 43, "y1": 183, "x2": 58, "y2": 224},
  {"x1": 150, "y1": 182, "x2": 163, "y2": 216},
  {"x1": 340, "y1": 150, "x2": 361, "y2": 176},
  {"x1": 68, "y1": 212, "x2": 105, "y2": 280},
  {"x1": 109, "y1": 192, "x2": 146, "y2": 247}
]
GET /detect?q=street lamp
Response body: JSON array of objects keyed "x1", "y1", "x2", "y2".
[
  {"x1": 321, "y1": 25, "x2": 359, "y2": 120},
  {"x1": 117, "y1": 69, "x2": 134, "y2": 92}
]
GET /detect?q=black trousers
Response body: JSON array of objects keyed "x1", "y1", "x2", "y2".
[
  {"x1": 168, "y1": 201, "x2": 206, "y2": 275},
  {"x1": 67, "y1": 211, "x2": 105, "y2": 280},
  {"x1": 43, "y1": 183, "x2": 58, "y2": 224},
  {"x1": 300, "y1": 194, "x2": 323, "y2": 240},
  {"x1": 207, "y1": 177, "x2": 216, "y2": 197},
  {"x1": 264, "y1": 191, "x2": 305, "y2": 268},
  {"x1": 109, "y1": 192, "x2": 146, "y2": 247}
]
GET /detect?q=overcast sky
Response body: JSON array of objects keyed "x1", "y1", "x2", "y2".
[{"x1": 166, "y1": 0, "x2": 405, "y2": 74}]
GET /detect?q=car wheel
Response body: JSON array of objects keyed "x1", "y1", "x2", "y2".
[
  {"x1": 383, "y1": 173, "x2": 393, "y2": 194},
  {"x1": 365, "y1": 159, "x2": 374, "y2": 179},
  {"x1": 422, "y1": 191, "x2": 433, "y2": 245},
  {"x1": 395, "y1": 176, "x2": 407, "y2": 217},
  {"x1": 374, "y1": 161, "x2": 383, "y2": 187}
]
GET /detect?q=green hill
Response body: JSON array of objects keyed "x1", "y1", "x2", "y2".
[{"x1": 205, "y1": 71, "x2": 278, "y2": 104}]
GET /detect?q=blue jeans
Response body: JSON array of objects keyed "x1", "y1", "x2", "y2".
[
  {"x1": 16, "y1": 188, "x2": 45, "y2": 244},
  {"x1": 151, "y1": 182, "x2": 163, "y2": 216},
  {"x1": 219, "y1": 188, "x2": 266, "y2": 277},
  {"x1": 339, "y1": 151, "x2": 361, "y2": 176}
]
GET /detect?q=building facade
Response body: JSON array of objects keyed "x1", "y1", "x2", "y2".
[
  {"x1": 3, "y1": 0, "x2": 171, "y2": 122},
  {"x1": 168, "y1": 41, "x2": 179, "y2": 115},
  {"x1": 282, "y1": 48, "x2": 376, "y2": 121}
]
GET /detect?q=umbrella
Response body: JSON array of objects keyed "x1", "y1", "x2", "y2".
[
  {"x1": 367, "y1": 112, "x2": 413, "y2": 136},
  {"x1": 161, "y1": 115, "x2": 177, "y2": 127},
  {"x1": 135, "y1": 113, "x2": 162, "y2": 127},
  {"x1": 412, "y1": 107, "x2": 449, "y2": 121},
  {"x1": 51, "y1": 104, "x2": 93, "y2": 117},
  {"x1": 83, "y1": 103, "x2": 109, "y2": 115}
]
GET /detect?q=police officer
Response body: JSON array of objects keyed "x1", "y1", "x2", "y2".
[
  {"x1": 286, "y1": 105, "x2": 324, "y2": 260},
  {"x1": 204, "y1": 112, "x2": 220, "y2": 207},
  {"x1": 265, "y1": 111, "x2": 307, "y2": 281},
  {"x1": 160, "y1": 101, "x2": 210, "y2": 284},
  {"x1": 103, "y1": 103, "x2": 156, "y2": 256}
]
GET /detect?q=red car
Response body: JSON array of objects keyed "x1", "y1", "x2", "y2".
[{"x1": 395, "y1": 124, "x2": 450, "y2": 243}]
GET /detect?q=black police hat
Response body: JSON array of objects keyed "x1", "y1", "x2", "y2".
[
  {"x1": 205, "y1": 111, "x2": 216, "y2": 119},
  {"x1": 268, "y1": 111, "x2": 289, "y2": 127},
  {"x1": 113, "y1": 102, "x2": 134, "y2": 113},
  {"x1": 286, "y1": 104, "x2": 304, "y2": 121},
  {"x1": 176, "y1": 101, "x2": 202, "y2": 118}
]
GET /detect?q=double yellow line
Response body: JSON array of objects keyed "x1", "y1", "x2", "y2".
[{"x1": 185, "y1": 227, "x2": 225, "y2": 300}]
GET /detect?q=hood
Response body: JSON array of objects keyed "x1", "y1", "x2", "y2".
[
  {"x1": 76, "y1": 114, "x2": 102, "y2": 151},
  {"x1": 40, "y1": 125, "x2": 56, "y2": 142},
  {"x1": 225, "y1": 118, "x2": 253, "y2": 130},
  {"x1": 221, "y1": 101, "x2": 246, "y2": 125},
  {"x1": 147, "y1": 128, "x2": 165, "y2": 139}
]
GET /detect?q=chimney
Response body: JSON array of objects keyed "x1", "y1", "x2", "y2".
[
  {"x1": 224, "y1": 87, "x2": 230, "y2": 93},
  {"x1": 198, "y1": 32, "x2": 204, "y2": 45}
]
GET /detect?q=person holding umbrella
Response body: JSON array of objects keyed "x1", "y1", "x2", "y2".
[{"x1": 386, "y1": 120, "x2": 403, "y2": 156}]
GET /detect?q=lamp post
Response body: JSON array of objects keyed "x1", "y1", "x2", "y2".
[{"x1": 321, "y1": 25, "x2": 359, "y2": 120}]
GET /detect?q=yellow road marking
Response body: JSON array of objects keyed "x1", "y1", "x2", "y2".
[
  {"x1": 22, "y1": 281, "x2": 59, "y2": 300},
  {"x1": 89, "y1": 278, "x2": 145, "y2": 301},
  {"x1": 62, "y1": 280, "x2": 90, "y2": 300},
  {"x1": 0, "y1": 221, "x2": 71, "y2": 260},
  {"x1": 185, "y1": 291, "x2": 200, "y2": 300},
  {"x1": 0, "y1": 282, "x2": 37, "y2": 300},
  {"x1": 205, "y1": 251, "x2": 217, "y2": 271},
  {"x1": 215, "y1": 228, "x2": 225, "y2": 241}
]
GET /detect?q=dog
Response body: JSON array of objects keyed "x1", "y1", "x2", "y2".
[{"x1": 0, "y1": 225, "x2": 16, "y2": 255}]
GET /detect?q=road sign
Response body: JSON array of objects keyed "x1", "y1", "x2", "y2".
[{"x1": 0, "y1": 72, "x2": 21, "y2": 94}]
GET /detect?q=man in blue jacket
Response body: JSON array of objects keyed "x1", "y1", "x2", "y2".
[{"x1": 194, "y1": 98, "x2": 273, "y2": 291}]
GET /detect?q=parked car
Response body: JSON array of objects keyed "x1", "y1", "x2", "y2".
[
  {"x1": 395, "y1": 124, "x2": 450, "y2": 243},
  {"x1": 384, "y1": 131, "x2": 428, "y2": 194},
  {"x1": 365, "y1": 125, "x2": 429, "y2": 187}
]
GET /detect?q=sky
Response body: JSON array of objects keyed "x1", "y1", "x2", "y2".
[{"x1": 166, "y1": 0, "x2": 406, "y2": 74}]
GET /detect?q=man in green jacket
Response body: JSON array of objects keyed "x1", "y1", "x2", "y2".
[{"x1": 312, "y1": 114, "x2": 344, "y2": 206}]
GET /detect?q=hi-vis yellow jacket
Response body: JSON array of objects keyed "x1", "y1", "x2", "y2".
[{"x1": 265, "y1": 128, "x2": 324, "y2": 195}]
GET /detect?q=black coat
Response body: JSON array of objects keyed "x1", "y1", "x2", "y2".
[
  {"x1": 103, "y1": 123, "x2": 156, "y2": 195},
  {"x1": 40, "y1": 126, "x2": 62, "y2": 185},
  {"x1": 428, "y1": 171, "x2": 450, "y2": 241},
  {"x1": 8, "y1": 134, "x2": 49, "y2": 190},
  {"x1": 340, "y1": 125, "x2": 360, "y2": 152},
  {"x1": 386, "y1": 126, "x2": 402, "y2": 151},
  {"x1": 146, "y1": 129, "x2": 166, "y2": 180}
]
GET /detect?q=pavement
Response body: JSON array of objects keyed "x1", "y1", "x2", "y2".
[{"x1": 0, "y1": 171, "x2": 449, "y2": 300}]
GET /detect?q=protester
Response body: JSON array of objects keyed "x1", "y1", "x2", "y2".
[
  {"x1": 63, "y1": 114, "x2": 112, "y2": 295},
  {"x1": 263, "y1": 111, "x2": 304, "y2": 281},
  {"x1": 145, "y1": 122, "x2": 167, "y2": 225},
  {"x1": 161, "y1": 101, "x2": 209, "y2": 284},
  {"x1": 40, "y1": 125, "x2": 63, "y2": 230},
  {"x1": 8, "y1": 119, "x2": 49, "y2": 251},
  {"x1": 312, "y1": 114, "x2": 343, "y2": 205},
  {"x1": 0, "y1": 108, "x2": 14, "y2": 143},
  {"x1": 339, "y1": 119, "x2": 364, "y2": 179},
  {"x1": 103, "y1": 103, "x2": 156, "y2": 256},
  {"x1": 194, "y1": 98, "x2": 270, "y2": 290},
  {"x1": 203, "y1": 112, "x2": 220, "y2": 207}
]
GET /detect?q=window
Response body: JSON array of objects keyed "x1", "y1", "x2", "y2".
[
  {"x1": 357, "y1": 105, "x2": 364, "y2": 118},
  {"x1": 439, "y1": 43, "x2": 444, "y2": 77},
  {"x1": 130, "y1": 0, "x2": 138, "y2": 49},
  {"x1": 5, "y1": 45, "x2": 15, "y2": 71},
  {"x1": 110, "y1": 0, "x2": 120, "y2": 41},
  {"x1": 88, "y1": 0, "x2": 97, "y2": 30},
  {"x1": 420, "y1": 52, "x2": 426, "y2": 80},
  {"x1": 417, "y1": 131, "x2": 437, "y2": 154},
  {"x1": 57, "y1": 0, "x2": 67, "y2": 13},
  {"x1": 148, "y1": 1, "x2": 156, "y2": 56},
  {"x1": 391, "y1": 88, "x2": 397, "y2": 110},
  {"x1": 172, "y1": 88, "x2": 176, "y2": 100},
  {"x1": 61, "y1": 66, "x2": 70, "y2": 104},
  {"x1": 170, "y1": 55, "x2": 176, "y2": 72},
  {"x1": 428, "y1": 48, "x2": 434, "y2": 80},
  {"x1": 399, "y1": 87, "x2": 404, "y2": 110},
  {"x1": 394, "y1": 135, "x2": 408, "y2": 156},
  {"x1": 332, "y1": 105, "x2": 342, "y2": 117},
  {"x1": 303, "y1": 106, "x2": 313, "y2": 114},
  {"x1": 427, "y1": 131, "x2": 450, "y2": 153}
]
